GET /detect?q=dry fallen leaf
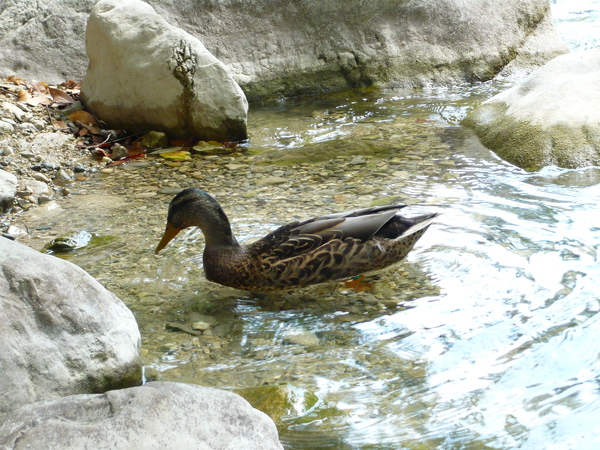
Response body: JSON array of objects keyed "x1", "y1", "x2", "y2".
[
  {"x1": 30, "y1": 80, "x2": 49, "y2": 95},
  {"x1": 67, "y1": 110, "x2": 99, "y2": 127},
  {"x1": 17, "y1": 88, "x2": 32, "y2": 102},
  {"x1": 52, "y1": 120, "x2": 67, "y2": 130},
  {"x1": 7, "y1": 75, "x2": 25, "y2": 85},
  {"x1": 26, "y1": 95, "x2": 53, "y2": 107},
  {"x1": 48, "y1": 87, "x2": 74, "y2": 105}
]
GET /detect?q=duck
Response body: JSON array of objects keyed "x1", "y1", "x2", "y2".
[{"x1": 155, "y1": 187, "x2": 437, "y2": 292}]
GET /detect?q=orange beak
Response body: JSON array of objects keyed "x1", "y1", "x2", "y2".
[{"x1": 155, "y1": 222, "x2": 181, "y2": 254}]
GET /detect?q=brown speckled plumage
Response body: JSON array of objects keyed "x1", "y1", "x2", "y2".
[{"x1": 156, "y1": 188, "x2": 437, "y2": 292}]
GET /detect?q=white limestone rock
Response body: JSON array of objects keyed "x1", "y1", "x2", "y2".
[
  {"x1": 0, "y1": 238, "x2": 142, "y2": 422},
  {"x1": 464, "y1": 49, "x2": 600, "y2": 170},
  {"x1": 80, "y1": 0, "x2": 248, "y2": 142}
]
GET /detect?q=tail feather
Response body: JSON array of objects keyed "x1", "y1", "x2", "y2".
[
  {"x1": 376, "y1": 212, "x2": 439, "y2": 239},
  {"x1": 401, "y1": 213, "x2": 439, "y2": 237}
]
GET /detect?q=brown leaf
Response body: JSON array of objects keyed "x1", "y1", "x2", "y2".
[
  {"x1": 17, "y1": 88, "x2": 32, "y2": 102},
  {"x1": 169, "y1": 138, "x2": 193, "y2": 147},
  {"x1": 127, "y1": 141, "x2": 145, "y2": 154},
  {"x1": 30, "y1": 80, "x2": 49, "y2": 95},
  {"x1": 26, "y1": 95, "x2": 53, "y2": 107},
  {"x1": 7, "y1": 75, "x2": 26, "y2": 85},
  {"x1": 48, "y1": 87, "x2": 74, "y2": 105},
  {"x1": 67, "y1": 110, "x2": 99, "y2": 127},
  {"x1": 52, "y1": 120, "x2": 67, "y2": 130}
]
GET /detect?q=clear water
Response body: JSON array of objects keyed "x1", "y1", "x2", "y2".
[
  {"x1": 16, "y1": 8, "x2": 600, "y2": 449},
  {"x1": 19, "y1": 83, "x2": 600, "y2": 449},
  {"x1": 552, "y1": 0, "x2": 600, "y2": 51}
]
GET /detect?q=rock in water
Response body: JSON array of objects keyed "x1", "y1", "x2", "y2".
[
  {"x1": 463, "y1": 49, "x2": 600, "y2": 170},
  {"x1": 0, "y1": 237, "x2": 142, "y2": 423},
  {"x1": 81, "y1": 0, "x2": 248, "y2": 142}
]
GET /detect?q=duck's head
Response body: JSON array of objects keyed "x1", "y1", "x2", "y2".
[{"x1": 155, "y1": 187, "x2": 234, "y2": 254}]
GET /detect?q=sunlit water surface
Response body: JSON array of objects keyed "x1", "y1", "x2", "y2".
[{"x1": 18, "y1": 80, "x2": 600, "y2": 449}]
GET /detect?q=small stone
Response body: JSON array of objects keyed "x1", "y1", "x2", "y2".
[
  {"x1": 32, "y1": 172, "x2": 51, "y2": 183},
  {"x1": 39, "y1": 161, "x2": 55, "y2": 171},
  {"x1": 7, "y1": 225, "x2": 28, "y2": 236},
  {"x1": 139, "y1": 131, "x2": 168, "y2": 150},
  {"x1": 282, "y1": 328, "x2": 319, "y2": 347},
  {"x1": 165, "y1": 322, "x2": 202, "y2": 336},
  {"x1": 38, "y1": 195, "x2": 53, "y2": 204},
  {"x1": 225, "y1": 163, "x2": 248, "y2": 171},
  {"x1": 1, "y1": 101, "x2": 25, "y2": 120},
  {"x1": 192, "y1": 321, "x2": 211, "y2": 331},
  {"x1": 20, "y1": 151, "x2": 37, "y2": 160},
  {"x1": 361, "y1": 294, "x2": 379, "y2": 305},
  {"x1": 159, "y1": 187, "x2": 183, "y2": 195},
  {"x1": 54, "y1": 168, "x2": 75, "y2": 184},
  {"x1": 133, "y1": 192, "x2": 157, "y2": 199},
  {"x1": 0, "y1": 143, "x2": 14, "y2": 156},
  {"x1": 31, "y1": 120, "x2": 46, "y2": 131},
  {"x1": 254, "y1": 176, "x2": 287, "y2": 186},
  {"x1": 110, "y1": 144, "x2": 128, "y2": 160}
]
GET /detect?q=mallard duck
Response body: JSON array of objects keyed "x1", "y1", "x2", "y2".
[{"x1": 155, "y1": 187, "x2": 437, "y2": 292}]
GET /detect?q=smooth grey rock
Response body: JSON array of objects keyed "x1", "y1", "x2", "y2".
[
  {"x1": 0, "y1": 120, "x2": 14, "y2": 135},
  {"x1": 81, "y1": 0, "x2": 248, "y2": 142},
  {"x1": 463, "y1": 49, "x2": 600, "y2": 170},
  {"x1": 18, "y1": 178, "x2": 49, "y2": 198},
  {"x1": 0, "y1": 238, "x2": 142, "y2": 423},
  {"x1": 0, "y1": 169, "x2": 17, "y2": 214},
  {"x1": 53, "y1": 167, "x2": 75, "y2": 184},
  {"x1": 0, "y1": 381, "x2": 284, "y2": 450},
  {"x1": 1, "y1": 101, "x2": 25, "y2": 121},
  {"x1": 0, "y1": 1, "x2": 567, "y2": 101}
]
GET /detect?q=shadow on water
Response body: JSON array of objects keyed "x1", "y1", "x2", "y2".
[{"x1": 17, "y1": 83, "x2": 600, "y2": 448}]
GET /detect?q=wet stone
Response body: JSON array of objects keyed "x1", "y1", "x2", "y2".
[
  {"x1": 254, "y1": 176, "x2": 287, "y2": 186},
  {"x1": 44, "y1": 231, "x2": 93, "y2": 252},
  {"x1": 282, "y1": 328, "x2": 320, "y2": 347}
]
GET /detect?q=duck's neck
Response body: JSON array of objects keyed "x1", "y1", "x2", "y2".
[{"x1": 199, "y1": 214, "x2": 240, "y2": 249}]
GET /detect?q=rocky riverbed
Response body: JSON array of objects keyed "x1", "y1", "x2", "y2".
[
  {"x1": 0, "y1": 81, "x2": 106, "y2": 232},
  {"x1": 2, "y1": 83, "x2": 455, "y2": 429}
]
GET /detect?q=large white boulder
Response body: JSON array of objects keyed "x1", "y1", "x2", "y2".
[
  {"x1": 80, "y1": 0, "x2": 248, "y2": 142},
  {"x1": 0, "y1": 381, "x2": 284, "y2": 450},
  {"x1": 463, "y1": 49, "x2": 600, "y2": 170},
  {"x1": 0, "y1": 237, "x2": 142, "y2": 422}
]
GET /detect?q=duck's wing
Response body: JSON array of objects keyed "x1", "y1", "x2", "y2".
[
  {"x1": 241, "y1": 206, "x2": 436, "y2": 291},
  {"x1": 249, "y1": 204, "x2": 408, "y2": 261}
]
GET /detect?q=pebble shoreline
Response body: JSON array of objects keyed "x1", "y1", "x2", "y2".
[{"x1": 0, "y1": 85, "x2": 106, "y2": 234}]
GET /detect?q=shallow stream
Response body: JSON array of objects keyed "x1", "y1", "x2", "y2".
[{"x1": 18, "y1": 80, "x2": 600, "y2": 449}]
